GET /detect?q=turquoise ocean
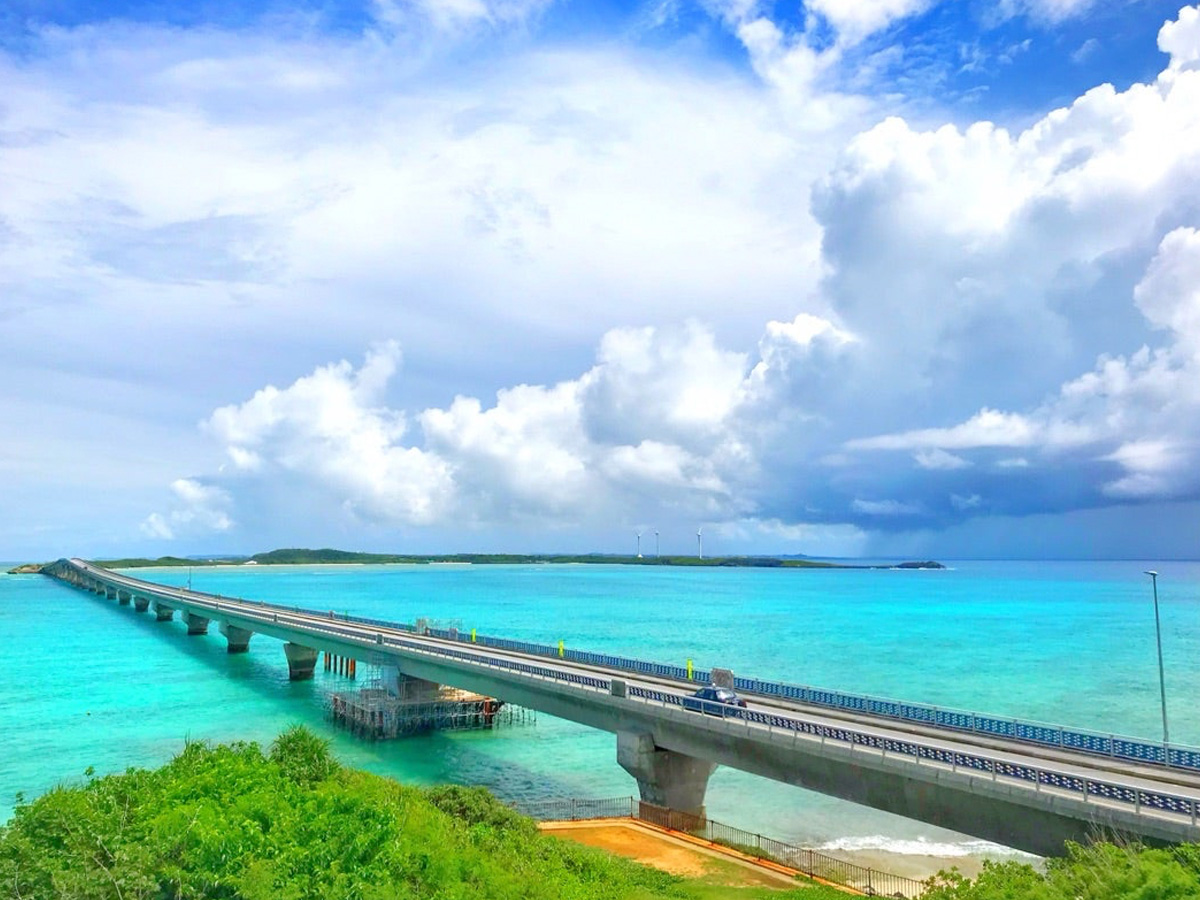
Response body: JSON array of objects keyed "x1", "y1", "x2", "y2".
[{"x1": 2, "y1": 560, "x2": 1199, "y2": 858}]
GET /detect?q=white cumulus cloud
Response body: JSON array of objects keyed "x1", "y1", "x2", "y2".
[
  {"x1": 806, "y1": 0, "x2": 937, "y2": 44},
  {"x1": 207, "y1": 342, "x2": 456, "y2": 525},
  {"x1": 113, "y1": 5, "x2": 1200, "y2": 554},
  {"x1": 1160, "y1": 3, "x2": 1200, "y2": 70},
  {"x1": 850, "y1": 409, "x2": 1041, "y2": 451},
  {"x1": 141, "y1": 479, "x2": 233, "y2": 539},
  {"x1": 914, "y1": 448, "x2": 971, "y2": 470}
]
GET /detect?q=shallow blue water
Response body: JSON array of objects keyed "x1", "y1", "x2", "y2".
[{"x1": 2, "y1": 560, "x2": 1198, "y2": 854}]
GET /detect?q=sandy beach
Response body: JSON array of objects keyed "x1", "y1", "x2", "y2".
[{"x1": 823, "y1": 847, "x2": 988, "y2": 881}]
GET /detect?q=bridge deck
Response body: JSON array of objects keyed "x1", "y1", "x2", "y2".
[{"x1": 46, "y1": 557, "x2": 1200, "y2": 856}]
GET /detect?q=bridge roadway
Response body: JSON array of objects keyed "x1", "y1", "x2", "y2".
[{"x1": 44, "y1": 557, "x2": 1200, "y2": 857}]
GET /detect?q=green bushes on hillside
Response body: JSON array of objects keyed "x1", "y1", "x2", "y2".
[
  {"x1": 925, "y1": 842, "x2": 1200, "y2": 900},
  {"x1": 5, "y1": 727, "x2": 1200, "y2": 899},
  {"x1": 0, "y1": 729, "x2": 833, "y2": 900}
]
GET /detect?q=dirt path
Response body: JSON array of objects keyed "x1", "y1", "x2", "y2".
[{"x1": 541, "y1": 820, "x2": 809, "y2": 889}]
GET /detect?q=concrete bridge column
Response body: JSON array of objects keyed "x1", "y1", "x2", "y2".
[
  {"x1": 153, "y1": 601, "x2": 175, "y2": 622},
  {"x1": 91, "y1": 582, "x2": 104, "y2": 594},
  {"x1": 394, "y1": 673, "x2": 440, "y2": 699},
  {"x1": 617, "y1": 731, "x2": 717, "y2": 818},
  {"x1": 219, "y1": 621, "x2": 253, "y2": 653},
  {"x1": 184, "y1": 612, "x2": 210, "y2": 635},
  {"x1": 117, "y1": 590, "x2": 131, "y2": 606},
  {"x1": 133, "y1": 595, "x2": 151, "y2": 613},
  {"x1": 105, "y1": 587, "x2": 118, "y2": 600},
  {"x1": 283, "y1": 643, "x2": 319, "y2": 680}
]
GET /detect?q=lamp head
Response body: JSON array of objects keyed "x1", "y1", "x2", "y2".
[{"x1": 1144, "y1": 570, "x2": 1159, "y2": 578}]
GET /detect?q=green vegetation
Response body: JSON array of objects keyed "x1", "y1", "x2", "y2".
[
  {"x1": 5, "y1": 562, "x2": 45, "y2": 573},
  {"x1": 10, "y1": 548, "x2": 945, "y2": 572},
  {"x1": 80, "y1": 554, "x2": 246, "y2": 570},
  {"x1": 924, "y1": 843, "x2": 1200, "y2": 899},
  {"x1": 247, "y1": 549, "x2": 841, "y2": 568},
  {"x1": 0, "y1": 729, "x2": 839, "y2": 900},
  {"x1": 67, "y1": 548, "x2": 861, "y2": 570},
  {"x1": 4, "y1": 728, "x2": 1199, "y2": 899}
]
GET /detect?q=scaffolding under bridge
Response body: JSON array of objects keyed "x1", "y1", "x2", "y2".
[{"x1": 327, "y1": 664, "x2": 535, "y2": 739}]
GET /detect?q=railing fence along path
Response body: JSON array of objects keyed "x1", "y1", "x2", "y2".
[{"x1": 517, "y1": 795, "x2": 928, "y2": 897}]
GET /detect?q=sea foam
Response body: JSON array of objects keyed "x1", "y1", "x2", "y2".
[{"x1": 813, "y1": 835, "x2": 1038, "y2": 859}]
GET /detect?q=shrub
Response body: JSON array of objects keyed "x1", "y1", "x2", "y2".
[{"x1": 269, "y1": 725, "x2": 340, "y2": 786}]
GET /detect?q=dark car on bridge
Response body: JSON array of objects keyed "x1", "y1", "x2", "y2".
[{"x1": 682, "y1": 685, "x2": 747, "y2": 715}]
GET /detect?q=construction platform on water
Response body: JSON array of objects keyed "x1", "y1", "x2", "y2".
[{"x1": 326, "y1": 658, "x2": 535, "y2": 739}]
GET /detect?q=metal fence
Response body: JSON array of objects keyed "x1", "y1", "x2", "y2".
[
  {"x1": 66, "y1": 557, "x2": 1200, "y2": 773},
  {"x1": 619, "y1": 686, "x2": 1200, "y2": 825},
  {"x1": 393, "y1": 605, "x2": 1200, "y2": 776},
  {"x1": 516, "y1": 795, "x2": 929, "y2": 897},
  {"x1": 329, "y1": 627, "x2": 1200, "y2": 825},
  {"x1": 54, "y1": 560, "x2": 1200, "y2": 826}
]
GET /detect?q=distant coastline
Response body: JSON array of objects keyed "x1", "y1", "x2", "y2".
[{"x1": 8, "y1": 549, "x2": 945, "y2": 574}]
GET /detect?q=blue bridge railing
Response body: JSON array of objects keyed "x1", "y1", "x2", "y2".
[
  {"x1": 412, "y1": 621, "x2": 1200, "y2": 774},
  {"x1": 66, "y1": 560, "x2": 1200, "y2": 776},
  {"x1": 54, "y1": 560, "x2": 1200, "y2": 827}
]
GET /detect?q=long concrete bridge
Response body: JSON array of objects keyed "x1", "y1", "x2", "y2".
[{"x1": 42, "y1": 557, "x2": 1200, "y2": 856}]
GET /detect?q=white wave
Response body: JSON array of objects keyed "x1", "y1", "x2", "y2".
[{"x1": 812, "y1": 835, "x2": 1038, "y2": 859}]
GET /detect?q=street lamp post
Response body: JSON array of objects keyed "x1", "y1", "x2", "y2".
[{"x1": 1144, "y1": 569, "x2": 1169, "y2": 750}]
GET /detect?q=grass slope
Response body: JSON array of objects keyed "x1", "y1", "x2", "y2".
[
  {"x1": 0, "y1": 728, "x2": 838, "y2": 900},
  {"x1": 5, "y1": 728, "x2": 1197, "y2": 898}
]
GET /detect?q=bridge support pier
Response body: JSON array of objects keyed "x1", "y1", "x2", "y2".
[
  {"x1": 283, "y1": 643, "x2": 319, "y2": 680},
  {"x1": 153, "y1": 601, "x2": 175, "y2": 622},
  {"x1": 617, "y1": 731, "x2": 716, "y2": 818},
  {"x1": 117, "y1": 590, "x2": 131, "y2": 606},
  {"x1": 134, "y1": 595, "x2": 151, "y2": 613},
  {"x1": 395, "y1": 673, "x2": 440, "y2": 699},
  {"x1": 185, "y1": 613, "x2": 210, "y2": 636},
  {"x1": 219, "y1": 622, "x2": 253, "y2": 653},
  {"x1": 105, "y1": 587, "x2": 118, "y2": 600}
]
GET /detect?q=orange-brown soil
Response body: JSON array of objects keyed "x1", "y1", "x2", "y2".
[{"x1": 540, "y1": 820, "x2": 804, "y2": 888}]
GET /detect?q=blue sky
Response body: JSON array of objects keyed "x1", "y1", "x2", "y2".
[{"x1": 2, "y1": 0, "x2": 1200, "y2": 560}]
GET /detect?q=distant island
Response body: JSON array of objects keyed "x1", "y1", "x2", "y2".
[
  {"x1": 6, "y1": 562, "x2": 44, "y2": 574},
  {"x1": 9, "y1": 549, "x2": 945, "y2": 573}
]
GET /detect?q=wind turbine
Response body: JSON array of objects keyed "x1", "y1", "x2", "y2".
[
  {"x1": 696, "y1": 528, "x2": 703, "y2": 560},
  {"x1": 636, "y1": 532, "x2": 643, "y2": 559}
]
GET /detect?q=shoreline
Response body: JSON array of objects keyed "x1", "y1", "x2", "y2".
[
  {"x1": 541, "y1": 817, "x2": 1029, "y2": 887},
  {"x1": 820, "y1": 844, "x2": 1039, "y2": 882},
  {"x1": 8, "y1": 554, "x2": 947, "y2": 574}
]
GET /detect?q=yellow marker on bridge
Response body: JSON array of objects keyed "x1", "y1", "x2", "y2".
[
  {"x1": 558, "y1": 639, "x2": 564, "y2": 658},
  {"x1": 687, "y1": 659, "x2": 693, "y2": 680},
  {"x1": 471, "y1": 628, "x2": 476, "y2": 642}
]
